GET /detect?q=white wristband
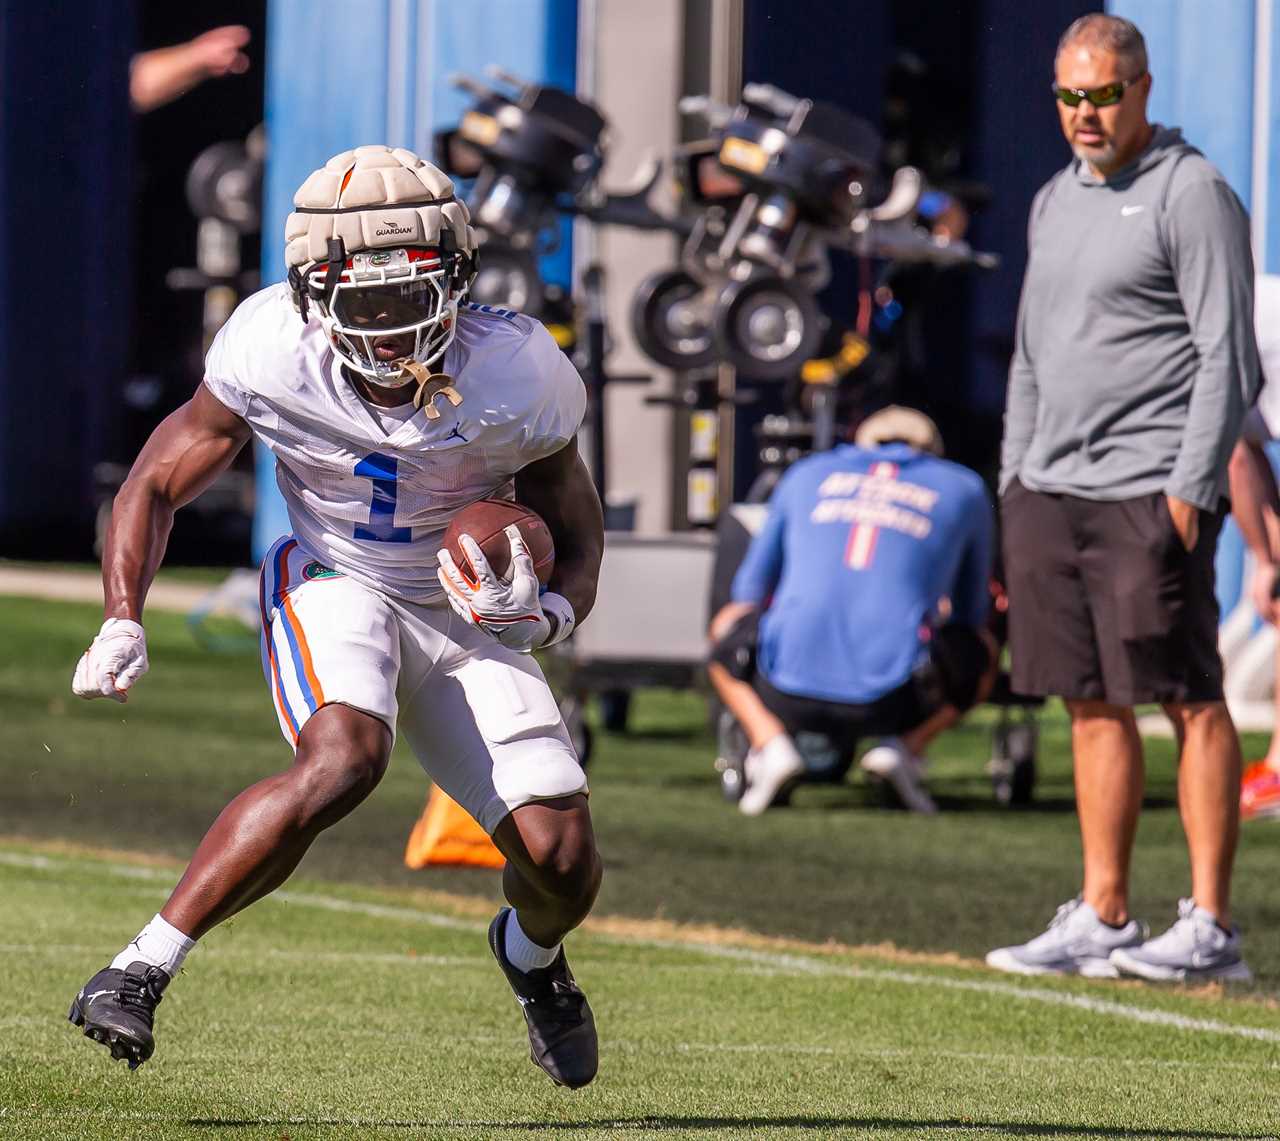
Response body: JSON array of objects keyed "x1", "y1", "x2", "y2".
[{"x1": 539, "y1": 591, "x2": 576, "y2": 647}]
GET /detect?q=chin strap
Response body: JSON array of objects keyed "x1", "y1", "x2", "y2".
[{"x1": 395, "y1": 359, "x2": 464, "y2": 420}]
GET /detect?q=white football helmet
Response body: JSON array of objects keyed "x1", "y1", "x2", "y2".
[{"x1": 284, "y1": 145, "x2": 479, "y2": 386}]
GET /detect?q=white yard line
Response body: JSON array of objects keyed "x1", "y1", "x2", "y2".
[{"x1": 5, "y1": 850, "x2": 1278, "y2": 1046}]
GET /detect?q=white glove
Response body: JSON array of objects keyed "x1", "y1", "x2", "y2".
[
  {"x1": 438, "y1": 526, "x2": 551, "y2": 652},
  {"x1": 72, "y1": 618, "x2": 149, "y2": 702}
]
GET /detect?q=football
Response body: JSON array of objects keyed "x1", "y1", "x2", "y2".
[{"x1": 443, "y1": 498, "x2": 555, "y2": 585}]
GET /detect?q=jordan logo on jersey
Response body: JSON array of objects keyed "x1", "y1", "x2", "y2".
[{"x1": 444, "y1": 423, "x2": 469, "y2": 443}]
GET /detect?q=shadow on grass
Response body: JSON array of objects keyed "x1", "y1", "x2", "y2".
[{"x1": 185, "y1": 1115, "x2": 1274, "y2": 1137}]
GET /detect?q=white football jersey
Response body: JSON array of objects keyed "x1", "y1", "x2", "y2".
[{"x1": 203, "y1": 283, "x2": 586, "y2": 602}]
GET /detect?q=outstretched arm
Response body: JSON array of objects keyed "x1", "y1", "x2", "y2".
[
  {"x1": 75, "y1": 385, "x2": 250, "y2": 702},
  {"x1": 514, "y1": 437, "x2": 604, "y2": 625},
  {"x1": 129, "y1": 25, "x2": 251, "y2": 113},
  {"x1": 104, "y1": 384, "x2": 252, "y2": 622}
]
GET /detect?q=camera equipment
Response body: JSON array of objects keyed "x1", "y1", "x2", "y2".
[
  {"x1": 434, "y1": 69, "x2": 605, "y2": 314},
  {"x1": 435, "y1": 68, "x2": 673, "y2": 317},
  {"x1": 166, "y1": 127, "x2": 265, "y2": 348},
  {"x1": 435, "y1": 70, "x2": 676, "y2": 511},
  {"x1": 632, "y1": 84, "x2": 997, "y2": 382}
]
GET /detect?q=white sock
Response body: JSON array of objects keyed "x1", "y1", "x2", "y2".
[
  {"x1": 110, "y1": 913, "x2": 196, "y2": 976},
  {"x1": 504, "y1": 912, "x2": 560, "y2": 973}
]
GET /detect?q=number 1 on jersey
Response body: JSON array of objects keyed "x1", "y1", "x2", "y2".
[
  {"x1": 354, "y1": 453, "x2": 411, "y2": 543},
  {"x1": 845, "y1": 521, "x2": 879, "y2": 569}
]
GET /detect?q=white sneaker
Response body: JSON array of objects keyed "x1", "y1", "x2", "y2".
[
  {"x1": 1110, "y1": 899, "x2": 1252, "y2": 983},
  {"x1": 986, "y1": 897, "x2": 1146, "y2": 978},
  {"x1": 739, "y1": 736, "x2": 805, "y2": 816},
  {"x1": 859, "y1": 738, "x2": 937, "y2": 815}
]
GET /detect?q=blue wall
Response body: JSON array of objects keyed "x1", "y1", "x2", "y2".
[
  {"x1": 254, "y1": 0, "x2": 576, "y2": 559},
  {"x1": 0, "y1": 1, "x2": 134, "y2": 555},
  {"x1": 1109, "y1": 0, "x2": 1257, "y2": 212},
  {"x1": 1109, "y1": 0, "x2": 1275, "y2": 617}
]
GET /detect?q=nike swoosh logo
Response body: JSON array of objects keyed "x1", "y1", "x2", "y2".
[
  {"x1": 84, "y1": 989, "x2": 114, "y2": 1005},
  {"x1": 1121, "y1": 205, "x2": 1145, "y2": 216}
]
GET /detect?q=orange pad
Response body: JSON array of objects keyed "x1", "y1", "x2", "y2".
[{"x1": 404, "y1": 785, "x2": 506, "y2": 869}]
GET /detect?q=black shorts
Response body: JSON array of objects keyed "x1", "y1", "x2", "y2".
[
  {"x1": 753, "y1": 672, "x2": 932, "y2": 762},
  {"x1": 1002, "y1": 480, "x2": 1225, "y2": 705},
  {"x1": 710, "y1": 611, "x2": 989, "y2": 723}
]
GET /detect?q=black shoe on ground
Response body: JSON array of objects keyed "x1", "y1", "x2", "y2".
[
  {"x1": 488, "y1": 908, "x2": 598, "y2": 1089},
  {"x1": 68, "y1": 961, "x2": 170, "y2": 1070}
]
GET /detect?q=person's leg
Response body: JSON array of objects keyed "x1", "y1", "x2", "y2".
[
  {"x1": 985, "y1": 695, "x2": 1148, "y2": 977},
  {"x1": 900, "y1": 704, "x2": 959, "y2": 755},
  {"x1": 862, "y1": 625, "x2": 998, "y2": 813},
  {"x1": 487, "y1": 797, "x2": 601, "y2": 1089},
  {"x1": 706, "y1": 660, "x2": 788, "y2": 751},
  {"x1": 491, "y1": 794, "x2": 601, "y2": 949},
  {"x1": 161, "y1": 704, "x2": 392, "y2": 937},
  {"x1": 857, "y1": 682, "x2": 947, "y2": 815},
  {"x1": 1162, "y1": 700, "x2": 1240, "y2": 925},
  {"x1": 159, "y1": 550, "x2": 401, "y2": 938},
  {"x1": 987, "y1": 495, "x2": 1150, "y2": 976},
  {"x1": 732, "y1": 674, "x2": 814, "y2": 816},
  {"x1": 900, "y1": 624, "x2": 1000, "y2": 756},
  {"x1": 705, "y1": 605, "x2": 805, "y2": 785},
  {"x1": 1085, "y1": 504, "x2": 1253, "y2": 981},
  {"x1": 70, "y1": 545, "x2": 404, "y2": 1068},
  {"x1": 1066, "y1": 699, "x2": 1143, "y2": 925},
  {"x1": 69, "y1": 704, "x2": 393, "y2": 1068},
  {"x1": 397, "y1": 615, "x2": 600, "y2": 1086}
]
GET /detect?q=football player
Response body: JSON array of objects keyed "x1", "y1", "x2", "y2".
[{"x1": 67, "y1": 146, "x2": 604, "y2": 1089}]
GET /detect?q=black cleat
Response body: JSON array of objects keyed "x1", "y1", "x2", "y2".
[
  {"x1": 68, "y1": 961, "x2": 170, "y2": 1071},
  {"x1": 488, "y1": 907, "x2": 598, "y2": 1089}
]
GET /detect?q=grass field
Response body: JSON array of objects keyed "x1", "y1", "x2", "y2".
[
  {"x1": 5, "y1": 842, "x2": 1280, "y2": 1140},
  {"x1": 2, "y1": 593, "x2": 1280, "y2": 1138}
]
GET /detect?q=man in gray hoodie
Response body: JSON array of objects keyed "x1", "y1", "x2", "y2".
[{"x1": 988, "y1": 13, "x2": 1258, "y2": 982}]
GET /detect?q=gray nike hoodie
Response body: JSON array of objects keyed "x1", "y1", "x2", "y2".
[{"x1": 999, "y1": 126, "x2": 1260, "y2": 511}]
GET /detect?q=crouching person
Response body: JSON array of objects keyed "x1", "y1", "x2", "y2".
[{"x1": 707, "y1": 407, "x2": 996, "y2": 815}]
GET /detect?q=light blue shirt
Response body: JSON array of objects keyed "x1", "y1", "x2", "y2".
[{"x1": 732, "y1": 443, "x2": 993, "y2": 704}]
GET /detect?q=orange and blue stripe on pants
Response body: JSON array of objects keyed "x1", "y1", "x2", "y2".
[{"x1": 258, "y1": 536, "x2": 327, "y2": 746}]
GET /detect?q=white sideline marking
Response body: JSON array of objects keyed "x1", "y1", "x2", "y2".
[
  {"x1": 0, "y1": 943, "x2": 479, "y2": 969},
  {"x1": 5, "y1": 850, "x2": 1279, "y2": 1045},
  {"x1": 272, "y1": 887, "x2": 477, "y2": 932},
  {"x1": 651, "y1": 941, "x2": 1280, "y2": 1044}
]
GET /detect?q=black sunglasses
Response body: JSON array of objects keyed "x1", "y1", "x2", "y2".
[{"x1": 1051, "y1": 73, "x2": 1145, "y2": 108}]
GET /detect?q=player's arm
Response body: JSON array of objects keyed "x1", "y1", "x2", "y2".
[
  {"x1": 105, "y1": 385, "x2": 251, "y2": 620},
  {"x1": 73, "y1": 386, "x2": 251, "y2": 701},
  {"x1": 129, "y1": 25, "x2": 251, "y2": 112},
  {"x1": 514, "y1": 436, "x2": 604, "y2": 625},
  {"x1": 1164, "y1": 179, "x2": 1258, "y2": 545},
  {"x1": 1229, "y1": 435, "x2": 1280, "y2": 622}
]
